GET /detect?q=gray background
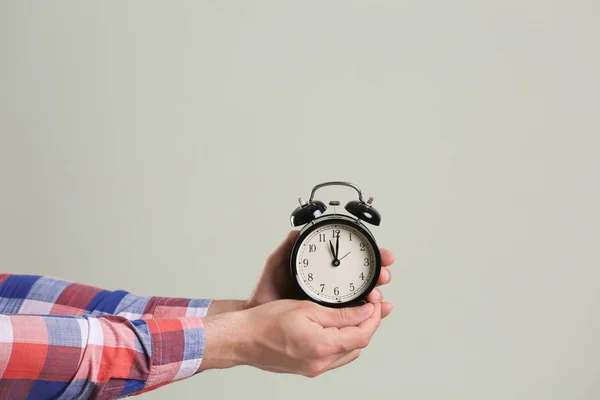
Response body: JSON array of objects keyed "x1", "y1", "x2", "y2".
[{"x1": 1, "y1": 1, "x2": 599, "y2": 399}]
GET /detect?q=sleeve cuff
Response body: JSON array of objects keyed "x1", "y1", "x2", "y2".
[{"x1": 143, "y1": 317, "x2": 206, "y2": 390}]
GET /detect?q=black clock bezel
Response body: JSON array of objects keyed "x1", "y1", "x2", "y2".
[{"x1": 290, "y1": 214, "x2": 382, "y2": 308}]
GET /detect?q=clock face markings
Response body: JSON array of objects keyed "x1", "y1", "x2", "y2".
[{"x1": 295, "y1": 224, "x2": 376, "y2": 303}]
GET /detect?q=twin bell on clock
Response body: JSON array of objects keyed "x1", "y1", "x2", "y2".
[{"x1": 289, "y1": 181, "x2": 382, "y2": 308}]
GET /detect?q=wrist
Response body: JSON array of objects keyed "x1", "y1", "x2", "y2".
[
  {"x1": 205, "y1": 300, "x2": 251, "y2": 316},
  {"x1": 199, "y1": 310, "x2": 250, "y2": 371}
]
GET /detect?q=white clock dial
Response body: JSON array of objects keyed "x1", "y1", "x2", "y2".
[{"x1": 294, "y1": 224, "x2": 377, "y2": 304}]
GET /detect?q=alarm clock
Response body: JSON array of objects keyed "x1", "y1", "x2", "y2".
[{"x1": 289, "y1": 181, "x2": 382, "y2": 308}]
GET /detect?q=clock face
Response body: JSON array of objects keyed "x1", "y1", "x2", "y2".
[{"x1": 293, "y1": 221, "x2": 379, "y2": 305}]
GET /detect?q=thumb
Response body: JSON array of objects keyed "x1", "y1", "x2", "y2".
[
  {"x1": 270, "y1": 230, "x2": 299, "y2": 260},
  {"x1": 281, "y1": 230, "x2": 299, "y2": 250},
  {"x1": 307, "y1": 302, "x2": 374, "y2": 328}
]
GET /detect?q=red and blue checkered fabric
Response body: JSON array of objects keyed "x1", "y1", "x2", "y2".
[{"x1": 0, "y1": 274, "x2": 212, "y2": 399}]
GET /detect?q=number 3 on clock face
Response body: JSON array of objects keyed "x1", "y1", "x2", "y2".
[{"x1": 291, "y1": 218, "x2": 381, "y2": 307}]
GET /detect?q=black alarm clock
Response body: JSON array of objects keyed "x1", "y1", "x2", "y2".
[{"x1": 289, "y1": 181, "x2": 382, "y2": 308}]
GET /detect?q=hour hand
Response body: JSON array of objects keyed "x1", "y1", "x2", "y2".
[
  {"x1": 329, "y1": 240, "x2": 340, "y2": 266},
  {"x1": 329, "y1": 240, "x2": 336, "y2": 259}
]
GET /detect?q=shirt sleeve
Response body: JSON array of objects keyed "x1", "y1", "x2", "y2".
[
  {"x1": 0, "y1": 312, "x2": 206, "y2": 399},
  {"x1": 0, "y1": 273, "x2": 213, "y2": 319}
]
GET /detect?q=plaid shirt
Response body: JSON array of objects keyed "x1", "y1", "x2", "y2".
[{"x1": 0, "y1": 273, "x2": 212, "y2": 399}]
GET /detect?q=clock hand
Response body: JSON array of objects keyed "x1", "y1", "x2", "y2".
[
  {"x1": 329, "y1": 240, "x2": 337, "y2": 260},
  {"x1": 335, "y1": 235, "x2": 339, "y2": 259},
  {"x1": 329, "y1": 240, "x2": 340, "y2": 267},
  {"x1": 339, "y1": 251, "x2": 351, "y2": 261}
]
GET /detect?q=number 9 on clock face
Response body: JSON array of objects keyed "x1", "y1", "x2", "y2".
[{"x1": 290, "y1": 218, "x2": 381, "y2": 307}]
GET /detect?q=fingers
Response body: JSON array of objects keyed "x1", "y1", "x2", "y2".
[
  {"x1": 381, "y1": 301, "x2": 393, "y2": 318},
  {"x1": 307, "y1": 302, "x2": 374, "y2": 328},
  {"x1": 324, "y1": 304, "x2": 388, "y2": 371},
  {"x1": 325, "y1": 349, "x2": 361, "y2": 372},
  {"x1": 380, "y1": 248, "x2": 395, "y2": 266},
  {"x1": 376, "y1": 249, "x2": 393, "y2": 287},
  {"x1": 334, "y1": 302, "x2": 382, "y2": 351},
  {"x1": 367, "y1": 288, "x2": 383, "y2": 303},
  {"x1": 366, "y1": 290, "x2": 393, "y2": 318},
  {"x1": 357, "y1": 301, "x2": 382, "y2": 331},
  {"x1": 302, "y1": 303, "x2": 383, "y2": 377},
  {"x1": 376, "y1": 267, "x2": 391, "y2": 287}
]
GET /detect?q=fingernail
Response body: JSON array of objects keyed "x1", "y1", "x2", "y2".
[
  {"x1": 381, "y1": 270, "x2": 389, "y2": 282},
  {"x1": 358, "y1": 303, "x2": 374, "y2": 314},
  {"x1": 372, "y1": 289, "x2": 381, "y2": 300},
  {"x1": 382, "y1": 303, "x2": 392, "y2": 319}
]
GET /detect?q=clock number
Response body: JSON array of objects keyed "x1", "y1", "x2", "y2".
[
  {"x1": 319, "y1": 234, "x2": 326, "y2": 242},
  {"x1": 334, "y1": 287, "x2": 339, "y2": 296},
  {"x1": 360, "y1": 273, "x2": 365, "y2": 280},
  {"x1": 302, "y1": 259, "x2": 309, "y2": 267},
  {"x1": 320, "y1": 284, "x2": 325, "y2": 292},
  {"x1": 308, "y1": 244, "x2": 316, "y2": 253},
  {"x1": 332, "y1": 229, "x2": 340, "y2": 238},
  {"x1": 350, "y1": 283, "x2": 355, "y2": 291},
  {"x1": 360, "y1": 243, "x2": 366, "y2": 251},
  {"x1": 349, "y1": 232, "x2": 352, "y2": 241},
  {"x1": 364, "y1": 258, "x2": 370, "y2": 266},
  {"x1": 308, "y1": 273, "x2": 313, "y2": 281}
]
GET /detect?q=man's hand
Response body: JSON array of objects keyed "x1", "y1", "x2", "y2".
[
  {"x1": 200, "y1": 299, "x2": 382, "y2": 377},
  {"x1": 247, "y1": 230, "x2": 396, "y2": 317}
]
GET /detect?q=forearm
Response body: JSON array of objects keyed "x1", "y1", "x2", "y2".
[
  {"x1": 0, "y1": 273, "x2": 212, "y2": 319},
  {"x1": 0, "y1": 313, "x2": 207, "y2": 399}
]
